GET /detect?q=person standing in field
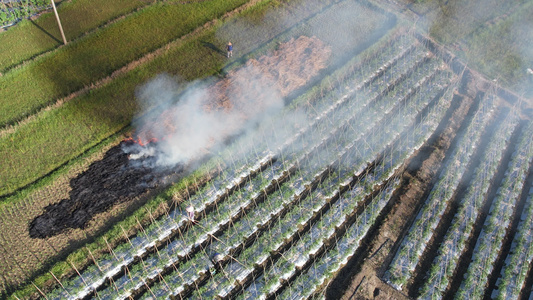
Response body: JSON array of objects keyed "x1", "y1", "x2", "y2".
[{"x1": 226, "y1": 42, "x2": 233, "y2": 58}]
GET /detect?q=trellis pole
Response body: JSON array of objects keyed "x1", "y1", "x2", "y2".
[{"x1": 50, "y1": 0, "x2": 67, "y2": 45}]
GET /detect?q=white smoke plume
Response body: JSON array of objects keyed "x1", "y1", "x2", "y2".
[{"x1": 127, "y1": 64, "x2": 286, "y2": 168}]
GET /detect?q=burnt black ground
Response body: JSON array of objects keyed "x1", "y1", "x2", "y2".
[{"x1": 28, "y1": 141, "x2": 181, "y2": 239}]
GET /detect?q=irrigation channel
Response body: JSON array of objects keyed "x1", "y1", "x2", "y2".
[{"x1": 45, "y1": 26, "x2": 533, "y2": 300}]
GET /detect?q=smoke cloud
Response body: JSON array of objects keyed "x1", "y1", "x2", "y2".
[{"x1": 125, "y1": 61, "x2": 288, "y2": 168}]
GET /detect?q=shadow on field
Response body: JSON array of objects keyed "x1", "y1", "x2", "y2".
[
  {"x1": 29, "y1": 19, "x2": 62, "y2": 44},
  {"x1": 201, "y1": 41, "x2": 226, "y2": 56}
]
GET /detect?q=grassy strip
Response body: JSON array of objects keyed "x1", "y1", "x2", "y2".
[
  {"x1": 0, "y1": 0, "x2": 250, "y2": 128},
  {"x1": 424, "y1": 0, "x2": 523, "y2": 44},
  {"x1": 0, "y1": 0, "x2": 147, "y2": 72}
]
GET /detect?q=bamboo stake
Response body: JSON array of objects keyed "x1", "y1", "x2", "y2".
[
  {"x1": 120, "y1": 225, "x2": 133, "y2": 247},
  {"x1": 104, "y1": 237, "x2": 119, "y2": 262},
  {"x1": 49, "y1": 271, "x2": 71, "y2": 297},
  {"x1": 69, "y1": 259, "x2": 88, "y2": 288},
  {"x1": 50, "y1": 0, "x2": 67, "y2": 45},
  {"x1": 32, "y1": 282, "x2": 49, "y2": 300},
  {"x1": 87, "y1": 248, "x2": 103, "y2": 273}
]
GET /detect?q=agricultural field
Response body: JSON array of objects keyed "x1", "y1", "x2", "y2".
[{"x1": 1, "y1": 0, "x2": 533, "y2": 299}]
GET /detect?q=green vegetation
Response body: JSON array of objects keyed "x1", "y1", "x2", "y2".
[
  {"x1": 0, "y1": 0, "x2": 148, "y2": 71},
  {"x1": 0, "y1": 0, "x2": 351, "y2": 198},
  {"x1": 0, "y1": 0, "x2": 49, "y2": 27},
  {"x1": 0, "y1": 0, "x2": 250, "y2": 128}
]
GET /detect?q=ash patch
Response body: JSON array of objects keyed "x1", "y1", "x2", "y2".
[{"x1": 29, "y1": 141, "x2": 181, "y2": 239}]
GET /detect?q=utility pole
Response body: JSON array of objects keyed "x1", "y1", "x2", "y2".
[{"x1": 50, "y1": 0, "x2": 67, "y2": 45}]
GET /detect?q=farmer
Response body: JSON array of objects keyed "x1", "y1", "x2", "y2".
[
  {"x1": 186, "y1": 205, "x2": 195, "y2": 223},
  {"x1": 226, "y1": 42, "x2": 233, "y2": 58}
]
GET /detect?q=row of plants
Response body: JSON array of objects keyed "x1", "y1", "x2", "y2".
[
  {"x1": 0, "y1": 0, "x2": 150, "y2": 72},
  {"x1": 418, "y1": 108, "x2": 520, "y2": 299},
  {"x1": 280, "y1": 178, "x2": 401, "y2": 300},
  {"x1": 495, "y1": 185, "x2": 533, "y2": 299},
  {"x1": 43, "y1": 149, "x2": 276, "y2": 299},
  {"x1": 192, "y1": 166, "x2": 333, "y2": 299},
  {"x1": 204, "y1": 164, "x2": 365, "y2": 299},
  {"x1": 188, "y1": 76, "x2": 440, "y2": 296},
  {"x1": 456, "y1": 120, "x2": 533, "y2": 299},
  {"x1": 186, "y1": 76, "x2": 425, "y2": 297},
  {"x1": 271, "y1": 38, "x2": 423, "y2": 161},
  {"x1": 51, "y1": 55, "x2": 386, "y2": 297},
  {"x1": 239, "y1": 29, "x2": 456, "y2": 297},
  {"x1": 42, "y1": 20, "x2": 403, "y2": 299},
  {"x1": 385, "y1": 93, "x2": 498, "y2": 290},
  {"x1": 310, "y1": 43, "x2": 436, "y2": 156},
  {"x1": 260, "y1": 170, "x2": 397, "y2": 297},
  {"x1": 95, "y1": 163, "x2": 290, "y2": 300},
  {"x1": 305, "y1": 33, "x2": 417, "y2": 118},
  {"x1": 263, "y1": 70, "x2": 457, "y2": 299}
]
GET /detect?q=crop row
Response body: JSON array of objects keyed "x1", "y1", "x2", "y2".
[
  {"x1": 51, "y1": 101, "x2": 350, "y2": 300},
  {"x1": 113, "y1": 55, "x2": 424, "y2": 299},
  {"x1": 385, "y1": 93, "x2": 498, "y2": 290},
  {"x1": 131, "y1": 96, "x2": 389, "y2": 300},
  {"x1": 95, "y1": 160, "x2": 304, "y2": 300},
  {"x1": 46, "y1": 155, "x2": 276, "y2": 300},
  {"x1": 418, "y1": 108, "x2": 520, "y2": 299},
  {"x1": 495, "y1": 184, "x2": 533, "y2": 299},
  {"x1": 456, "y1": 120, "x2": 533, "y2": 299},
  {"x1": 43, "y1": 28, "x2": 436, "y2": 299},
  {"x1": 278, "y1": 178, "x2": 401, "y2": 300},
  {"x1": 92, "y1": 89, "x2": 394, "y2": 300}
]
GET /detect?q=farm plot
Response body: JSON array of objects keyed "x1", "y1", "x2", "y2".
[
  {"x1": 382, "y1": 72, "x2": 533, "y2": 299},
  {"x1": 418, "y1": 108, "x2": 521, "y2": 299},
  {"x1": 384, "y1": 92, "x2": 500, "y2": 290},
  {"x1": 494, "y1": 184, "x2": 533, "y2": 300},
  {"x1": 456, "y1": 120, "x2": 533, "y2": 300},
  {"x1": 44, "y1": 30, "x2": 459, "y2": 299}
]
